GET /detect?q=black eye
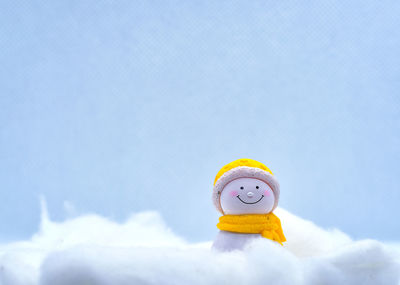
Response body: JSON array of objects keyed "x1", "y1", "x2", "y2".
[
  {"x1": 240, "y1": 186, "x2": 244, "y2": 190},
  {"x1": 256, "y1": 186, "x2": 259, "y2": 189}
]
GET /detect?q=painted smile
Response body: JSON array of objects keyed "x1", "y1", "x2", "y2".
[{"x1": 236, "y1": 195, "x2": 264, "y2": 204}]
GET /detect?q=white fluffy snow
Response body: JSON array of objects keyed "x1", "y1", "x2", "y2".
[{"x1": 0, "y1": 202, "x2": 399, "y2": 285}]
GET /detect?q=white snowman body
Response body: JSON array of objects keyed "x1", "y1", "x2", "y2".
[
  {"x1": 212, "y1": 230, "x2": 260, "y2": 251},
  {"x1": 212, "y1": 177, "x2": 276, "y2": 251}
]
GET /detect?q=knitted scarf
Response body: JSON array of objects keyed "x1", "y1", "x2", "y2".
[{"x1": 217, "y1": 213, "x2": 286, "y2": 245}]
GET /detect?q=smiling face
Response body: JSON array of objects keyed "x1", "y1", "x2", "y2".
[{"x1": 220, "y1": 177, "x2": 275, "y2": 215}]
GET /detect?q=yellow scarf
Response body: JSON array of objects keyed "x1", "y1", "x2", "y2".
[{"x1": 217, "y1": 213, "x2": 286, "y2": 245}]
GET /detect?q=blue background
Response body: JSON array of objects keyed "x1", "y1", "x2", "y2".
[{"x1": 1, "y1": 1, "x2": 399, "y2": 242}]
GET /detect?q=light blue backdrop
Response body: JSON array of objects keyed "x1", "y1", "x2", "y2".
[{"x1": 1, "y1": 1, "x2": 399, "y2": 242}]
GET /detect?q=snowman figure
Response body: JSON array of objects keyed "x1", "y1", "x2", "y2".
[{"x1": 212, "y1": 159, "x2": 286, "y2": 251}]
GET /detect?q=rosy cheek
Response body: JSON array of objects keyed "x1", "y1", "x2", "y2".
[
  {"x1": 264, "y1": 190, "x2": 271, "y2": 196},
  {"x1": 229, "y1": 190, "x2": 239, "y2": 197}
]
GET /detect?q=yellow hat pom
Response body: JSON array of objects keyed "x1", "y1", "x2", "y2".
[{"x1": 214, "y1": 158, "x2": 273, "y2": 186}]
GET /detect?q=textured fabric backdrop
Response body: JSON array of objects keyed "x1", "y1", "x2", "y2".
[{"x1": 0, "y1": 1, "x2": 399, "y2": 242}]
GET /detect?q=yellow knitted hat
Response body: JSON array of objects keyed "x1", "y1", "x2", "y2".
[{"x1": 212, "y1": 158, "x2": 280, "y2": 214}]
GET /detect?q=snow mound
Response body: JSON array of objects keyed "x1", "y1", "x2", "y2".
[{"x1": 0, "y1": 205, "x2": 398, "y2": 285}]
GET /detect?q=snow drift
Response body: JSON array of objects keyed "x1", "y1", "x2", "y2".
[{"x1": 0, "y1": 202, "x2": 399, "y2": 285}]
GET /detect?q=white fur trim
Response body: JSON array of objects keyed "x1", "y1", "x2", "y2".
[{"x1": 212, "y1": 166, "x2": 280, "y2": 214}]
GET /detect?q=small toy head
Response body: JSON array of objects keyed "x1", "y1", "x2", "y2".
[
  {"x1": 220, "y1": 177, "x2": 275, "y2": 215},
  {"x1": 212, "y1": 159, "x2": 280, "y2": 215}
]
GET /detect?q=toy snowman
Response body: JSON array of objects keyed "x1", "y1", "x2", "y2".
[{"x1": 212, "y1": 158, "x2": 286, "y2": 251}]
